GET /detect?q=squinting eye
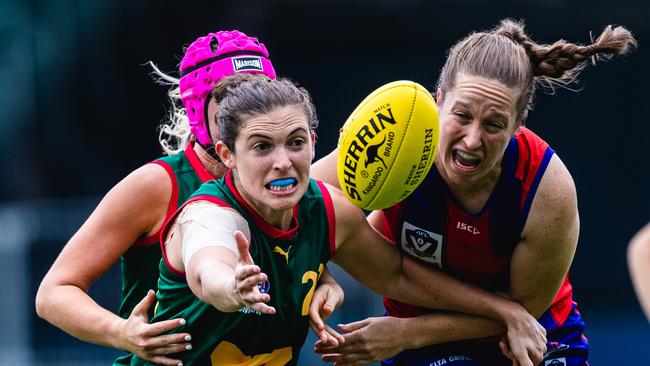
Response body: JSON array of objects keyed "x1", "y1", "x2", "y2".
[
  {"x1": 253, "y1": 143, "x2": 270, "y2": 151},
  {"x1": 289, "y1": 139, "x2": 305, "y2": 147},
  {"x1": 486, "y1": 122, "x2": 505, "y2": 130},
  {"x1": 455, "y1": 112, "x2": 470, "y2": 120}
]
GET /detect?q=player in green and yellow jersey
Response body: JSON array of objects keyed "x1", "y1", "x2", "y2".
[{"x1": 35, "y1": 31, "x2": 343, "y2": 366}]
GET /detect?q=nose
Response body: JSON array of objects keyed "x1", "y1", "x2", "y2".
[
  {"x1": 272, "y1": 147, "x2": 292, "y2": 171},
  {"x1": 462, "y1": 122, "x2": 482, "y2": 151}
]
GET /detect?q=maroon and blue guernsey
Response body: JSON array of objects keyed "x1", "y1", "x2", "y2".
[{"x1": 377, "y1": 127, "x2": 588, "y2": 366}]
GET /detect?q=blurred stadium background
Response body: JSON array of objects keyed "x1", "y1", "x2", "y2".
[{"x1": 0, "y1": 0, "x2": 648, "y2": 364}]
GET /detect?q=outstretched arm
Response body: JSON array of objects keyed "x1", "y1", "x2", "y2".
[
  {"x1": 315, "y1": 312, "x2": 520, "y2": 365},
  {"x1": 35, "y1": 164, "x2": 190, "y2": 366},
  {"x1": 168, "y1": 202, "x2": 275, "y2": 314},
  {"x1": 328, "y1": 184, "x2": 541, "y2": 334}
]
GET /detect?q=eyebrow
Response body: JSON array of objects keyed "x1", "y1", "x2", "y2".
[
  {"x1": 452, "y1": 101, "x2": 509, "y2": 121},
  {"x1": 246, "y1": 126, "x2": 309, "y2": 141}
]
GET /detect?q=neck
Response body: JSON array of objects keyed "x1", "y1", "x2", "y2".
[
  {"x1": 232, "y1": 173, "x2": 295, "y2": 231},
  {"x1": 193, "y1": 142, "x2": 228, "y2": 179},
  {"x1": 435, "y1": 156, "x2": 502, "y2": 214}
]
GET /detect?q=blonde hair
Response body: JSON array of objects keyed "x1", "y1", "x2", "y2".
[
  {"x1": 437, "y1": 19, "x2": 637, "y2": 125},
  {"x1": 148, "y1": 61, "x2": 192, "y2": 155}
]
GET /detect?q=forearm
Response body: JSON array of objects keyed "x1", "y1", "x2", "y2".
[
  {"x1": 397, "y1": 312, "x2": 506, "y2": 349},
  {"x1": 35, "y1": 284, "x2": 125, "y2": 349},
  {"x1": 193, "y1": 264, "x2": 241, "y2": 312},
  {"x1": 388, "y1": 255, "x2": 520, "y2": 324}
]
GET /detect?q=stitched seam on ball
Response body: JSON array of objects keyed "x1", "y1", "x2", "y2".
[{"x1": 369, "y1": 82, "x2": 416, "y2": 209}]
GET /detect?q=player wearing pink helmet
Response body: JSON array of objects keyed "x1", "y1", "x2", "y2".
[{"x1": 35, "y1": 30, "x2": 342, "y2": 366}]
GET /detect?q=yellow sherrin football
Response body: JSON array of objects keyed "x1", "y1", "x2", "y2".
[{"x1": 337, "y1": 80, "x2": 439, "y2": 210}]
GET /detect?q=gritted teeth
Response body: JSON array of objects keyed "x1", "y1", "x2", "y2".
[
  {"x1": 266, "y1": 178, "x2": 297, "y2": 191},
  {"x1": 453, "y1": 150, "x2": 481, "y2": 168}
]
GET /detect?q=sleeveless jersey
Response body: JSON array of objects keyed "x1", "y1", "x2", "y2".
[
  {"x1": 379, "y1": 127, "x2": 575, "y2": 330},
  {"x1": 117, "y1": 172, "x2": 336, "y2": 366},
  {"x1": 118, "y1": 142, "x2": 214, "y2": 319}
]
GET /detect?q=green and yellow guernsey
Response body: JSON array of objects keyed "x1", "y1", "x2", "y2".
[
  {"x1": 117, "y1": 171, "x2": 336, "y2": 366},
  {"x1": 118, "y1": 143, "x2": 214, "y2": 319}
]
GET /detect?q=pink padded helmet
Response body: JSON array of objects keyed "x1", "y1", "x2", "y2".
[{"x1": 179, "y1": 30, "x2": 276, "y2": 145}]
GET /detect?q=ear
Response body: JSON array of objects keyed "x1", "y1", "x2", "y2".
[
  {"x1": 206, "y1": 97, "x2": 220, "y2": 143},
  {"x1": 216, "y1": 141, "x2": 235, "y2": 169},
  {"x1": 434, "y1": 88, "x2": 442, "y2": 104},
  {"x1": 310, "y1": 132, "x2": 317, "y2": 161}
]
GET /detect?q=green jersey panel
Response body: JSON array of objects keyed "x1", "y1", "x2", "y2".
[
  {"x1": 118, "y1": 143, "x2": 213, "y2": 319},
  {"x1": 117, "y1": 173, "x2": 334, "y2": 366}
]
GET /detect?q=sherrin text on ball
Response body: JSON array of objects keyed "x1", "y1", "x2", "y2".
[{"x1": 337, "y1": 80, "x2": 439, "y2": 210}]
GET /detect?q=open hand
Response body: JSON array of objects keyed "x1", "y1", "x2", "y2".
[
  {"x1": 315, "y1": 316, "x2": 406, "y2": 366},
  {"x1": 120, "y1": 290, "x2": 191, "y2": 365},
  {"x1": 232, "y1": 231, "x2": 276, "y2": 315},
  {"x1": 500, "y1": 307, "x2": 547, "y2": 366}
]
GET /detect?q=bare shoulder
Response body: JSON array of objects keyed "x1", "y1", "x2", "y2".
[
  {"x1": 526, "y1": 155, "x2": 577, "y2": 224},
  {"x1": 522, "y1": 155, "x2": 579, "y2": 249},
  {"x1": 118, "y1": 163, "x2": 172, "y2": 198},
  {"x1": 91, "y1": 163, "x2": 173, "y2": 238}
]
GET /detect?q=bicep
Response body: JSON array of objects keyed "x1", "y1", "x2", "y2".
[
  {"x1": 510, "y1": 155, "x2": 579, "y2": 316},
  {"x1": 41, "y1": 164, "x2": 171, "y2": 291},
  {"x1": 175, "y1": 203, "x2": 249, "y2": 298},
  {"x1": 174, "y1": 202, "x2": 249, "y2": 267}
]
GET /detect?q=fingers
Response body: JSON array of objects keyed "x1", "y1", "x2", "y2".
[
  {"x1": 234, "y1": 230, "x2": 254, "y2": 265},
  {"x1": 141, "y1": 331, "x2": 192, "y2": 350},
  {"x1": 132, "y1": 290, "x2": 157, "y2": 320},
  {"x1": 498, "y1": 338, "x2": 514, "y2": 360},
  {"x1": 512, "y1": 349, "x2": 533, "y2": 366},
  {"x1": 148, "y1": 355, "x2": 185, "y2": 366},
  {"x1": 309, "y1": 290, "x2": 328, "y2": 331},
  {"x1": 145, "y1": 318, "x2": 188, "y2": 337},
  {"x1": 311, "y1": 321, "x2": 344, "y2": 347},
  {"x1": 337, "y1": 318, "x2": 371, "y2": 333},
  {"x1": 250, "y1": 302, "x2": 276, "y2": 315},
  {"x1": 235, "y1": 268, "x2": 266, "y2": 287}
]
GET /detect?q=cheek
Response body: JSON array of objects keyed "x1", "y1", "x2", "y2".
[{"x1": 486, "y1": 136, "x2": 510, "y2": 157}]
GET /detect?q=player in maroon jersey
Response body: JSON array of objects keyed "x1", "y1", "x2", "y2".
[{"x1": 312, "y1": 19, "x2": 636, "y2": 366}]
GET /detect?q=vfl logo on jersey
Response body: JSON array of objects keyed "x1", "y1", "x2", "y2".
[
  {"x1": 258, "y1": 279, "x2": 270, "y2": 294},
  {"x1": 273, "y1": 245, "x2": 292, "y2": 264},
  {"x1": 400, "y1": 221, "x2": 443, "y2": 267},
  {"x1": 232, "y1": 56, "x2": 263, "y2": 72},
  {"x1": 364, "y1": 135, "x2": 387, "y2": 169},
  {"x1": 545, "y1": 358, "x2": 566, "y2": 366}
]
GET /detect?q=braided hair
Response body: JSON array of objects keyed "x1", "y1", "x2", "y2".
[{"x1": 436, "y1": 19, "x2": 637, "y2": 125}]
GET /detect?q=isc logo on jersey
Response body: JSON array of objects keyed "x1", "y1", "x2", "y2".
[
  {"x1": 400, "y1": 221, "x2": 443, "y2": 267},
  {"x1": 337, "y1": 81, "x2": 439, "y2": 210}
]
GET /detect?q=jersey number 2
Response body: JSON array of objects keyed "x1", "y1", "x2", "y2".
[{"x1": 301, "y1": 263, "x2": 324, "y2": 316}]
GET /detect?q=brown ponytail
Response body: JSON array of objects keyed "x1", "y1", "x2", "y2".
[{"x1": 437, "y1": 19, "x2": 637, "y2": 125}]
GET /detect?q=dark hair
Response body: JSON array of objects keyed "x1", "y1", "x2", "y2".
[
  {"x1": 211, "y1": 74, "x2": 318, "y2": 151},
  {"x1": 437, "y1": 19, "x2": 637, "y2": 125}
]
